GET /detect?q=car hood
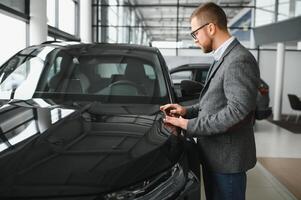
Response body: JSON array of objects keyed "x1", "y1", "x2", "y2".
[{"x1": 0, "y1": 99, "x2": 182, "y2": 199}]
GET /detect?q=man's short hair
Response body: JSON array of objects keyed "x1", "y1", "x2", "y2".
[{"x1": 190, "y1": 2, "x2": 228, "y2": 31}]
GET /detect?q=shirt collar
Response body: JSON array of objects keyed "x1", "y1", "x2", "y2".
[{"x1": 213, "y1": 36, "x2": 235, "y2": 61}]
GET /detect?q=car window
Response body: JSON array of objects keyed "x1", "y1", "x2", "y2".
[
  {"x1": 90, "y1": 58, "x2": 164, "y2": 97},
  {"x1": 0, "y1": 51, "x2": 47, "y2": 99},
  {"x1": 195, "y1": 69, "x2": 208, "y2": 84},
  {"x1": 47, "y1": 57, "x2": 62, "y2": 82},
  {"x1": 0, "y1": 58, "x2": 27, "y2": 92},
  {"x1": 0, "y1": 47, "x2": 170, "y2": 104},
  {"x1": 96, "y1": 63, "x2": 126, "y2": 78},
  {"x1": 171, "y1": 70, "x2": 193, "y2": 84},
  {"x1": 144, "y1": 64, "x2": 156, "y2": 80}
]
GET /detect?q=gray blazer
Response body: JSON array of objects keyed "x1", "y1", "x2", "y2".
[{"x1": 185, "y1": 39, "x2": 260, "y2": 173}]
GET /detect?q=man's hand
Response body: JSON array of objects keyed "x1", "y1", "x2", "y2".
[
  {"x1": 163, "y1": 116, "x2": 188, "y2": 130},
  {"x1": 160, "y1": 104, "x2": 187, "y2": 117}
]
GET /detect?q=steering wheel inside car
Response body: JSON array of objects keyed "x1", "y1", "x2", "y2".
[{"x1": 108, "y1": 80, "x2": 146, "y2": 95}]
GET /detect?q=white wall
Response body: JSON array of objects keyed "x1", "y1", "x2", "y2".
[{"x1": 0, "y1": 12, "x2": 27, "y2": 65}]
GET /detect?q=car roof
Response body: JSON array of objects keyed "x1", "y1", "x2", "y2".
[
  {"x1": 36, "y1": 41, "x2": 160, "y2": 53},
  {"x1": 170, "y1": 63, "x2": 211, "y2": 73}
]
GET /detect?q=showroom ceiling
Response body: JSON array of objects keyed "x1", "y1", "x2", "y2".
[{"x1": 127, "y1": 0, "x2": 253, "y2": 42}]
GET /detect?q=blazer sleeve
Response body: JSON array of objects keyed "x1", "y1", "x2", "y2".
[
  {"x1": 184, "y1": 103, "x2": 200, "y2": 119},
  {"x1": 186, "y1": 55, "x2": 260, "y2": 136}
]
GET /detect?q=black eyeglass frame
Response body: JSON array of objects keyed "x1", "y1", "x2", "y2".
[{"x1": 190, "y1": 23, "x2": 210, "y2": 40}]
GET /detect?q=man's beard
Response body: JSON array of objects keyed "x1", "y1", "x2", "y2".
[
  {"x1": 202, "y1": 46, "x2": 212, "y2": 53},
  {"x1": 201, "y1": 39, "x2": 213, "y2": 53}
]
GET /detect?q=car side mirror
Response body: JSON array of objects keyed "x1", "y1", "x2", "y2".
[{"x1": 180, "y1": 80, "x2": 203, "y2": 97}]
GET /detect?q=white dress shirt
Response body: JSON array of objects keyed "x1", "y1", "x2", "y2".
[
  {"x1": 205, "y1": 36, "x2": 236, "y2": 83},
  {"x1": 212, "y1": 36, "x2": 235, "y2": 61}
]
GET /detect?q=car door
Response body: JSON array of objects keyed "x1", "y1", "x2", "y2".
[
  {"x1": 171, "y1": 67, "x2": 209, "y2": 106},
  {"x1": 194, "y1": 68, "x2": 209, "y2": 84},
  {"x1": 170, "y1": 69, "x2": 194, "y2": 97}
]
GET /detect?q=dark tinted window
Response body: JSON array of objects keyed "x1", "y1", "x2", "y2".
[
  {"x1": 0, "y1": 46, "x2": 169, "y2": 104},
  {"x1": 195, "y1": 69, "x2": 208, "y2": 84}
]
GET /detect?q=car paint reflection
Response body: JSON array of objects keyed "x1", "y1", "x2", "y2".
[
  {"x1": 0, "y1": 99, "x2": 183, "y2": 197},
  {"x1": 0, "y1": 99, "x2": 75, "y2": 152}
]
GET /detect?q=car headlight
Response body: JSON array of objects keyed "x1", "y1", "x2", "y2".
[{"x1": 104, "y1": 164, "x2": 186, "y2": 200}]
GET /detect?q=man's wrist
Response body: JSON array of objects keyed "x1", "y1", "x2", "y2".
[{"x1": 180, "y1": 117, "x2": 188, "y2": 130}]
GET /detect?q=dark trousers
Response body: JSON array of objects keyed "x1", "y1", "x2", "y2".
[{"x1": 202, "y1": 166, "x2": 247, "y2": 200}]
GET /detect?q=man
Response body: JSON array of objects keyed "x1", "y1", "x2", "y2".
[{"x1": 160, "y1": 2, "x2": 260, "y2": 200}]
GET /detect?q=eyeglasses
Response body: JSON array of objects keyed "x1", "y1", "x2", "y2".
[{"x1": 190, "y1": 23, "x2": 209, "y2": 40}]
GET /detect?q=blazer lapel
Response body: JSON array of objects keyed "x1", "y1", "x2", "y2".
[{"x1": 200, "y1": 39, "x2": 239, "y2": 97}]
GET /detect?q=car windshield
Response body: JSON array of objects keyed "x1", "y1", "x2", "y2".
[{"x1": 0, "y1": 45, "x2": 169, "y2": 105}]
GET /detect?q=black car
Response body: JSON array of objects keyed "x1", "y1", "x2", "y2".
[
  {"x1": 170, "y1": 63, "x2": 210, "y2": 86},
  {"x1": 170, "y1": 63, "x2": 272, "y2": 120},
  {"x1": 0, "y1": 42, "x2": 200, "y2": 199}
]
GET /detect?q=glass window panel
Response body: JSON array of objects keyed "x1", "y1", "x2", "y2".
[
  {"x1": 58, "y1": 0, "x2": 75, "y2": 34},
  {"x1": 195, "y1": 69, "x2": 208, "y2": 84},
  {"x1": 171, "y1": 71, "x2": 193, "y2": 84},
  {"x1": 255, "y1": 0, "x2": 276, "y2": 26},
  {"x1": 144, "y1": 64, "x2": 156, "y2": 80},
  {"x1": 109, "y1": 0, "x2": 117, "y2": 12},
  {"x1": 124, "y1": 7, "x2": 131, "y2": 24},
  {"x1": 108, "y1": 8, "x2": 118, "y2": 26},
  {"x1": 0, "y1": 13, "x2": 26, "y2": 66},
  {"x1": 107, "y1": 2, "x2": 118, "y2": 42},
  {"x1": 96, "y1": 63, "x2": 126, "y2": 78},
  {"x1": 0, "y1": 53, "x2": 46, "y2": 99},
  {"x1": 229, "y1": 9, "x2": 251, "y2": 47},
  {"x1": 0, "y1": 0, "x2": 26, "y2": 13},
  {"x1": 255, "y1": 9, "x2": 275, "y2": 26},
  {"x1": 143, "y1": 32, "x2": 148, "y2": 45},
  {"x1": 295, "y1": 0, "x2": 301, "y2": 16},
  {"x1": 108, "y1": 27, "x2": 117, "y2": 43},
  {"x1": 47, "y1": 57, "x2": 62, "y2": 82},
  {"x1": 0, "y1": 58, "x2": 30, "y2": 91},
  {"x1": 92, "y1": 5, "x2": 98, "y2": 25},
  {"x1": 278, "y1": 0, "x2": 290, "y2": 21}
]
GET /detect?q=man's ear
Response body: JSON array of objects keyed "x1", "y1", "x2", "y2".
[{"x1": 208, "y1": 23, "x2": 216, "y2": 37}]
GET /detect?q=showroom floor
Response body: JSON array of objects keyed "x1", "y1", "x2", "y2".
[{"x1": 200, "y1": 120, "x2": 301, "y2": 200}]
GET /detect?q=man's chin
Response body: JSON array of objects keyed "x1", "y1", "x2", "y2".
[{"x1": 202, "y1": 48, "x2": 213, "y2": 54}]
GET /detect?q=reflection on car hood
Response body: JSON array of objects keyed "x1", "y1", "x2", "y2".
[{"x1": 0, "y1": 99, "x2": 181, "y2": 199}]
